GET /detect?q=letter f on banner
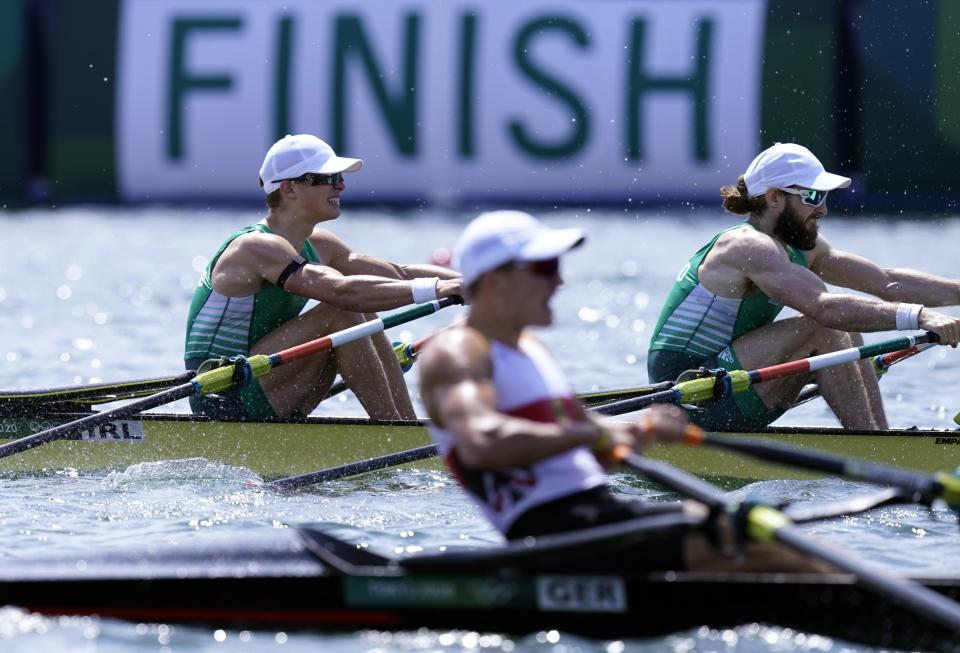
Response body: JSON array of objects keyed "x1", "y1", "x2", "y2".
[{"x1": 168, "y1": 17, "x2": 242, "y2": 161}]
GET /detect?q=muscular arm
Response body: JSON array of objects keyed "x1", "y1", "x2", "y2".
[
  {"x1": 211, "y1": 230, "x2": 461, "y2": 312},
  {"x1": 811, "y1": 242, "x2": 960, "y2": 306},
  {"x1": 709, "y1": 232, "x2": 960, "y2": 344},
  {"x1": 418, "y1": 329, "x2": 605, "y2": 469},
  {"x1": 727, "y1": 232, "x2": 902, "y2": 332},
  {"x1": 313, "y1": 229, "x2": 461, "y2": 280}
]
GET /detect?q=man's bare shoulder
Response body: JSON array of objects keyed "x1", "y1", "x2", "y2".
[
  {"x1": 418, "y1": 326, "x2": 492, "y2": 385},
  {"x1": 714, "y1": 224, "x2": 781, "y2": 254},
  {"x1": 223, "y1": 229, "x2": 293, "y2": 261},
  {"x1": 711, "y1": 225, "x2": 788, "y2": 270}
]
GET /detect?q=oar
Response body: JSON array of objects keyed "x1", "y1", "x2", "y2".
[
  {"x1": 680, "y1": 429, "x2": 960, "y2": 509},
  {"x1": 260, "y1": 334, "x2": 943, "y2": 492},
  {"x1": 594, "y1": 332, "x2": 939, "y2": 416},
  {"x1": 618, "y1": 447, "x2": 960, "y2": 635},
  {"x1": 782, "y1": 487, "x2": 911, "y2": 524},
  {"x1": 323, "y1": 329, "x2": 447, "y2": 399},
  {"x1": 263, "y1": 444, "x2": 439, "y2": 492},
  {"x1": 0, "y1": 297, "x2": 463, "y2": 461},
  {"x1": 578, "y1": 340, "x2": 930, "y2": 413},
  {"x1": 578, "y1": 382, "x2": 675, "y2": 408},
  {"x1": 0, "y1": 372, "x2": 197, "y2": 413}
]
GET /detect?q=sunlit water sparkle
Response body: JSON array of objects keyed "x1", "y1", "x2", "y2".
[{"x1": 0, "y1": 207, "x2": 959, "y2": 651}]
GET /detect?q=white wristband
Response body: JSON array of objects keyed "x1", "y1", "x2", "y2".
[
  {"x1": 411, "y1": 277, "x2": 439, "y2": 304},
  {"x1": 895, "y1": 303, "x2": 923, "y2": 330}
]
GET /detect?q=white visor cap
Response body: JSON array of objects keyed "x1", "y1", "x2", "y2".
[
  {"x1": 743, "y1": 142, "x2": 851, "y2": 196},
  {"x1": 259, "y1": 134, "x2": 363, "y2": 194},
  {"x1": 454, "y1": 211, "x2": 586, "y2": 287}
]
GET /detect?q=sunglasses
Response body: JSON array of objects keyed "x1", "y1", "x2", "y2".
[
  {"x1": 502, "y1": 258, "x2": 561, "y2": 278},
  {"x1": 281, "y1": 172, "x2": 344, "y2": 186},
  {"x1": 780, "y1": 187, "x2": 829, "y2": 207}
]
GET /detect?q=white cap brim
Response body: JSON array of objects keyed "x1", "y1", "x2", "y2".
[
  {"x1": 516, "y1": 228, "x2": 586, "y2": 261},
  {"x1": 804, "y1": 170, "x2": 851, "y2": 191},
  {"x1": 316, "y1": 155, "x2": 363, "y2": 174}
]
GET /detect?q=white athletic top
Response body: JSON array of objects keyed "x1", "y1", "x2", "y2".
[{"x1": 428, "y1": 335, "x2": 607, "y2": 534}]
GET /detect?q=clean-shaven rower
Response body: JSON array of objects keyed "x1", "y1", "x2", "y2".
[{"x1": 185, "y1": 134, "x2": 462, "y2": 420}]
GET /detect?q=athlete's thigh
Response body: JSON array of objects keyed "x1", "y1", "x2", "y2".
[
  {"x1": 731, "y1": 316, "x2": 816, "y2": 410},
  {"x1": 731, "y1": 316, "x2": 820, "y2": 369},
  {"x1": 250, "y1": 303, "x2": 356, "y2": 410}
]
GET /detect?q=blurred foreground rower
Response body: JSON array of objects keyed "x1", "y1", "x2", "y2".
[{"x1": 418, "y1": 210, "x2": 827, "y2": 572}]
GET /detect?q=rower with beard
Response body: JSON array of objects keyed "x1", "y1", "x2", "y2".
[{"x1": 647, "y1": 142, "x2": 960, "y2": 431}]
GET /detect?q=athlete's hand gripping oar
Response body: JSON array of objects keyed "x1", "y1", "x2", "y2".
[
  {"x1": 595, "y1": 332, "x2": 940, "y2": 416},
  {"x1": 616, "y1": 444, "x2": 960, "y2": 636},
  {"x1": 262, "y1": 444, "x2": 440, "y2": 492},
  {"x1": 680, "y1": 429, "x2": 960, "y2": 509},
  {"x1": 0, "y1": 297, "x2": 463, "y2": 461}
]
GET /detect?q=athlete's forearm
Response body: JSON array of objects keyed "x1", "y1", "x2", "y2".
[
  {"x1": 291, "y1": 271, "x2": 422, "y2": 312},
  {"x1": 808, "y1": 293, "x2": 900, "y2": 332},
  {"x1": 399, "y1": 263, "x2": 461, "y2": 280},
  {"x1": 877, "y1": 268, "x2": 960, "y2": 306}
]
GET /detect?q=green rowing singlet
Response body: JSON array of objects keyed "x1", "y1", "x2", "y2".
[
  {"x1": 648, "y1": 223, "x2": 808, "y2": 364},
  {"x1": 183, "y1": 224, "x2": 320, "y2": 368}
]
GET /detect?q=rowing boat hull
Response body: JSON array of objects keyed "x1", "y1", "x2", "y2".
[
  {"x1": 0, "y1": 525, "x2": 956, "y2": 649},
  {"x1": 0, "y1": 412, "x2": 957, "y2": 482}
]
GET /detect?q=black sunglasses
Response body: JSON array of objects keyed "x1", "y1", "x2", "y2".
[
  {"x1": 284, "y1": 172, "x2": 344, "y2": 186},
  {"x1": 502, "y1": 258, "x2": 561, "y2": 278}
]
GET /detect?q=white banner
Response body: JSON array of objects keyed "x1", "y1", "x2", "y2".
[{"x1": 117, "y1": 0, "x2": 766, "y2": 203}]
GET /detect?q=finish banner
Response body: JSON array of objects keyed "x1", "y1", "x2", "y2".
[{"x1": 116, "y1": 0, "x2": 767, "y2": 204}]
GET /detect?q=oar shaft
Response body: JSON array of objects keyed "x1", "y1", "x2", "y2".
[
  {"x1": 597, "y1": 332, "x2": 937, "y2": 416},
  {"x1": 750, "y1": 333, "x2": 934, "y2": 383},
  {"x1": 623, "y1": 452, "x2": 725, "y2": 509},
  {"x1": 774, "y1": 524, "x2": 960, "y2": 631},
  {"x1": 684, "y1": 431, "x2": 959, "y2": 504},
  {"x1": 267, "y1": 444, "x2": 439, "y2": 492},
  {"x1": 621, "y1": 452, "x2": 960, "y2": 634},
  {"x1": 323, "y1": 325, "x2": 449, "y2": 400},
  {"x1": 0, "y1": 372, "x2": 196, "y2": 405},
  {"x1": 0, "y1": 384, "x2": 196, "y2": 458},
  {"x1": 269, "y1": 298, "x2": 459, "y2": 368}
]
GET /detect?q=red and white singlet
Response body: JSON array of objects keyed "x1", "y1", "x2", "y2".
[{"x1": 428, "y1": 335, "x2": 607, "y2": 534}]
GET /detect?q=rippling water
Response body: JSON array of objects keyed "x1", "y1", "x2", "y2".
[{"x1": 0, "y1": 206, "x2": 959, "y2": 652}]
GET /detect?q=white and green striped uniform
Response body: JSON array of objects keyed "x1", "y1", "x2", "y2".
[
  {"x1": 184, "y1": 224, "x2": 320, "y2": 369},
  {"x1": 648, "y1": 223, "x2": 808, "y2": 368}
]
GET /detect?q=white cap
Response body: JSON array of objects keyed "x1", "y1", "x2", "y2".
[
  {"x1": 453, "y1": 211, "x2": 585, "y2": 286},
  {"x1": 259, "y1": 134, "x2": 363, "y2": 194},
  {"x1": 743, "y1": 142, "x2": 850, "y2": 196}
]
